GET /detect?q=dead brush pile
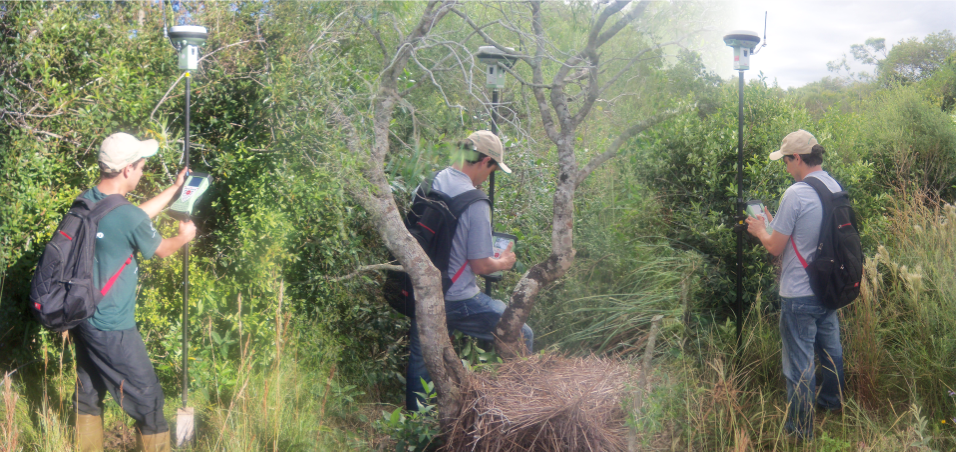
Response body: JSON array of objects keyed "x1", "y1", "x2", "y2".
[{"x1": 446, "y1": 353, "x2": 632, "y2": 452}]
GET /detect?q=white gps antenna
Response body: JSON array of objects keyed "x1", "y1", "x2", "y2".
[
  {"x1": 476, "y1": 45, "x2": 517, "y2": 90},
  {"x1": 723, "y1": 12, "x2": 768, "y2": 70},
  {"x1": 723, "y1": 30, "x2": 760, "y2": 71},
  {"x1": 168, "y1": 25, "x2": 208, "y2": 71},
  {"x1": 161, "y1": 1, "x2": 208, "y2": 71}
]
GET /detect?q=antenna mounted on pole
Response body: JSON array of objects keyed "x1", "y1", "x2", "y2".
[{"x1": 752, "y1": 12, "x2": 768, "y2": 55}]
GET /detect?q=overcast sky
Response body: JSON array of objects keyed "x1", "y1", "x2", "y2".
[{"x1": 716, "y1": 1, "x2": 956, "y2": 89}]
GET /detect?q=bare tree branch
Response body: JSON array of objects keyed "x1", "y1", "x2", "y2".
[
  {"x1": 0, "y1": 109, "x2": 63, "y2": 119},
  {"x1": 497, "y1": 63, "x2": 554, "y2": 89},
  {"x1": 571, "y1": 1, "x2": 651, "y2": 130},
  {"x1": 448, "y1": 6, "x2": 531, "y2": 63},
  {"x1": 575, "y1": 109, "x2": 681, "y2": 187},
  {"x1": 492, "y1": 0, "x2": 709, "y2": 357},
  {"x1": 329, "y1": 263, "x2": 404, "y2": 282},
  {"x1": 150, "y1": 72, "x2": 186, "y2": 121},
  {"x1": 588, "y1": 0, "x2": 629, "y2": 49},
  {"x1": 598, "y1": 37, "x2": 689, "y2": 98},
  {"x1": 356, "y1": 12, "x2": 390, "y2": 62},
  {"x1": 594, "y1": 1, "x2": 648, "y2": 49},
  {"x1": 529, "y1": 1, "x2": 560, "y2": 142},
  {"x1": 198, "y1": 39, "x2": 265, "y2": 66}
]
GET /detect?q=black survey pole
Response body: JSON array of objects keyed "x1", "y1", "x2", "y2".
[
  {"x1": 182, "y1": 72, "x2": 191, "y2": 410},
  {"x1": 724, "y1": 27, "x2": 762, "y2": 350},
  {"x1": 735, "y1": 71, "x2": 744, "y2": 344},
  {"x1": 489, "y1": 89, "x2": 499, "y2": 225},
  {"x1": 484, "y1": 88, "x2": 500, "y2": 296}
]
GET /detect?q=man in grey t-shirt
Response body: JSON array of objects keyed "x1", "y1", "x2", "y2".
[
  {"x1": 405, "y1": 131, "x2": 533, "y2": 410},
  {"x1": 746, "y1": 129, "x2": 846, "y2": 440}
]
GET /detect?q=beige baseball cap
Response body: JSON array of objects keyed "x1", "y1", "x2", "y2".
[
  {"x1": 769, "y1": 129, "x2": 818, "y2": 161},
  {"x1": 99, "y1": 133, "x2": 159, "y2": 172},
  {"x1": 466, "y1": 130, "x2": 511, "y2": 174}
]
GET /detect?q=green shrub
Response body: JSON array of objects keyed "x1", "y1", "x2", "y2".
[{"x1": 859, "y1": 85, "x2": 956, "y2": 197}]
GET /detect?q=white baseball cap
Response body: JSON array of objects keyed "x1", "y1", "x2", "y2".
[{"x1": 98, "y1": 133, "x2": 159, "y2": 172}]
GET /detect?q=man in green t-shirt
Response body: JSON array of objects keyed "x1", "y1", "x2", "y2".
[{"x1": 73, "y1": 132, "x2": 196, "y2": 452}]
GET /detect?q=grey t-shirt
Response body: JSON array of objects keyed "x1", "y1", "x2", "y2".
[
  {"x1": 770, "y1": 170, "x2": 842, "y2": 298},
  {"x1": 430, "y1": 168, "x2": 494, "y2": 301}
]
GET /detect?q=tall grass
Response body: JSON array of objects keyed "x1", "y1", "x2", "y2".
[
  {"x1": 1, "y1": 319, "x2": 385, "y2": 452},
  {"x1": 2, "y1": 371, "x2": 22, "y2": 451},
  {"x1": 554, "y1": 250, "x2": 699, "y2": 355},
  {"x1": 853, "y1": 192, "x2": 956, "y2": 417},
  {"x1": 628, "y1": 191, "x2": 956, "y2": 450}
]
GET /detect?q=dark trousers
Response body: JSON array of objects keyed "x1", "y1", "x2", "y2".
[{"x1": 72, "y1": 322, "x2": 168, "y2": 435}]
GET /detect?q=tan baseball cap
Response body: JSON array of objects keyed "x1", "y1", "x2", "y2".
[
  {"x1": 769, "y1": 129, "x2": 818, "y2": 161},
  {"x1": 466, "y1": 130, "x2": 511, "y2": 174},
  {"x1": 99, "y1": 133, "x2": 159, "y2": 172}
]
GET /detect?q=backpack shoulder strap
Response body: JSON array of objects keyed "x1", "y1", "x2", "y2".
[
  {"x1": 88, "y1": 194, "x2": 132, "y2": 223},
  {"x1": 801, "y1": 176, "x2": 834, "y2": 213},
  {"x1": 448, "y1": 189, "x2": 490, "y2": 217},
  {"x1": 68, "y1": 194, "x2": 97, "y2": 214},
  {"x1": 415, "y1": 171, "x2": 442, "y2": 198},
  {"x1": 790, "y1": 238, "x2": 808, "y2": 269}
]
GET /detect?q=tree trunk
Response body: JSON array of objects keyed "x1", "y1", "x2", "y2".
[
  {"x1": 329, "y1": 1, "x2": 466, "y2": 428},
  {"x1": 495, "y1": 138, "x2": 577, "y2": 358},
  {"x1": 346, "y1": 176, "x2": 465, "y2": 423}
]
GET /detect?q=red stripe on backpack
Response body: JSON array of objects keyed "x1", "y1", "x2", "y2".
[{"x1": 100, "y1": 254, "x2": 133, "y2": 296}]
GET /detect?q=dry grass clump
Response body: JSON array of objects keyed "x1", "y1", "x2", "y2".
[
  {"x1": 2, "y1": 372, "x2": 20, "y2": 452},
  {"x1": 446, "y1": 353, "x2": 631, "y2": 452}
]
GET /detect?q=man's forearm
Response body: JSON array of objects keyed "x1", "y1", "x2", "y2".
[
  {"x1": 469, "y1": 256, "x2": 513, "y2": 275},
  {"x1": 154, "y1": 233, "x2": 190, "y2": 259},
  {"x1": 139, "y1": 184, "x2": 181, "y2": 219},
  {"x1": 760, "y1": 230, "x2": 789, "y2": 257}
]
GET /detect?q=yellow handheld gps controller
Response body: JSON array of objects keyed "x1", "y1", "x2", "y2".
[{"x1": 168, "y1": 172, "x2": 210, "y2": 221}]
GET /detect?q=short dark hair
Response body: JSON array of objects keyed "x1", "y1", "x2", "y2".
[
  {"x1": 784, "y1": 145, "x2": 825, "y2": 166},
  {"x1": 802, "y1": 144, "x2": 825, "y2": 166}
]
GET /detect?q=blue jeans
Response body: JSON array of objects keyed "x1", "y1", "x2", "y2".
[
  {"x1": 779, "y1": 295, "x2": 846, "y2": 438},
  {"x1": 406, "y1": 292, "x2": 533, "y2": 410}
]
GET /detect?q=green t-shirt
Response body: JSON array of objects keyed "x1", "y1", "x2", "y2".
[{"x1": 81, "y1": 188, "x2": 162, "y2": 331}]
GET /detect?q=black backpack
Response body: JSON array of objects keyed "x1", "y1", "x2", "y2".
[
  {"x1": 384, "y1": 173, "x2": 489, "y2": 317},
  {"x1": 29, "y1": 193, "x2": 131, "y2": 331},
  {"x1": 790, "y1": 176, "x2": 863, "y2": 310}
]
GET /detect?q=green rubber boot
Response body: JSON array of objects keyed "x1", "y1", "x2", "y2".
[
  {"x1": 136, "y1": 430, "x2": 171, "y2": 452},
  {"x1": 75, "y1": 414, "x2": 104, "y2": 452}
]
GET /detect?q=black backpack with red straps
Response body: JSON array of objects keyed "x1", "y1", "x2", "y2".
[
  {"x1": 384, "y1": 173, "x2": 488, "y2": 317},
  {"x1": 792, "y1": 177, "x2": 863, "y2": 310},
  {"x1": 29, "y1": 193, "x2": 130, "y2": 331}
]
